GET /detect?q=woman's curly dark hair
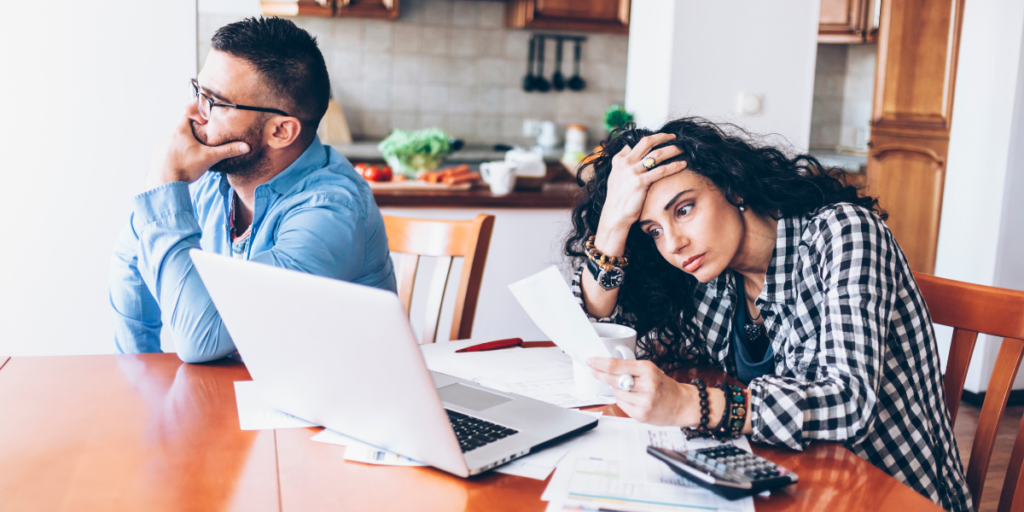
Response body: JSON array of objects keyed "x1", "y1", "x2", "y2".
[{"x1": 565, "y1": 116, "x2": 885, "y2": 370}]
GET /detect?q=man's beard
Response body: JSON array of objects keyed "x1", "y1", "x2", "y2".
[{"x1": 192, "y1": 120, "x2": 269, "y2": 179}]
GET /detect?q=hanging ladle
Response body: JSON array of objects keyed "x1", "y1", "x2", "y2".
[
  {"x1": 567, "y1": 39, "x2": 586, "y2": 91},
  {"x1": 534, "y1": 35, "x2": 551, "y2": 92},
  {"x1": 522, "y1": 35, "x2": 536, "y2": 92},
  {"x1": 551, "y1": 37, "x2": 566, "y2": 91}
]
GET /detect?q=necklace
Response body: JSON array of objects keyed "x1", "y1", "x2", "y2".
[{"x1": 748, "y1": 308, "x2": 762, "y2": 323}]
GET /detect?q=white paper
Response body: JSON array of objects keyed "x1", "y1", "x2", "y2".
[
  {"x1": 421, "y1": 343, "x2": 615, "y2": 409},
  {"x1": 508, "y1": 266, "x2": 611, "y2": 364},
  {"x1": 234, "y1": 380, "x2": 318, "y2": 430},
  {"x1": 493, "y1": 412, "x2": 605, "y2": 480},
  {"x1": 310, "y1": 429, "x2": 426, "y2": 466},
  {"x1": 494, "y1": 458, "x2": 560, "y2": 480},
  {"x1": 550, "y1": 454, "x2": 754, "y2": 512},
  {"x1": 541, "y1": 416, "x2": 755, "y2": 512}
]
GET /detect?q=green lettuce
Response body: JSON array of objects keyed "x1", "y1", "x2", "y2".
[{"x1": 378, "y1": 128, "x2": 452, "y2": 160}]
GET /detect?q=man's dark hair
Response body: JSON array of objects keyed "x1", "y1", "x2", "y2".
[{"x1": 212, "y1": 17, "x2": 330, "y2": 136}]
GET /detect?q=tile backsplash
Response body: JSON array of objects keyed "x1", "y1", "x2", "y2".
[
  {"x1": 198, "y1": 0, "x2": 629, "y2": 146},
  {"x1": 809, "y1": 43, "x2": 876, "y2": 152}
]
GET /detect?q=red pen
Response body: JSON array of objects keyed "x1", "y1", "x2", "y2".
[{"x1": 455, "y1": 338, "x2": 524, "y2": 353}]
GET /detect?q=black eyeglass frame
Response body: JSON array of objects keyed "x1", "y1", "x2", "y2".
[{"x1": 191, "y1": 78, "x2": 291, "y2": 119}]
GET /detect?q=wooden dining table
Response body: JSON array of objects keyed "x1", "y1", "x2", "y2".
[{"x1": 0, "y1": 346, "x2": 945, "y2": 512}]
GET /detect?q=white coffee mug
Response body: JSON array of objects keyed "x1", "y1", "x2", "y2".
[
  {"x1": 573, "y1": 323, "x2": 638, "y2": 396},
  {"x1": 480, "y1": 161, "x2": 518, "y2": 196}
]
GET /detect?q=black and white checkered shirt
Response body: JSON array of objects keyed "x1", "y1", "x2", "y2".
[{"x1": 572, "y1": 203, "x2": 973, "y2": 512}]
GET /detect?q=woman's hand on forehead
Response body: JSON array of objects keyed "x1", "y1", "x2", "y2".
[{"x1": 599, "y1": 134, "x2": 689, "y2": 231}]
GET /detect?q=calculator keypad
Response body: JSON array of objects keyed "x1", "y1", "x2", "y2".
[{"x1": 690, "y1": 445, "x2": 785, "y2": 483}]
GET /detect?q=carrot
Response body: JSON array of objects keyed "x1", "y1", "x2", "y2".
[
  {"x1": 443, "y1": 172, "x2": 480, "y2": 185},
  {"x1": 420, "y1": 171, "x2": 443, "y2": 183},
  {"x1": 441, "y1": 165, "x2": 471, "y2": 179}
]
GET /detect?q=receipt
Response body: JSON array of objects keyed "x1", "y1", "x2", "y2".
[{"x1": 508, "y1": 266, "x2": 611, "y2": 364}]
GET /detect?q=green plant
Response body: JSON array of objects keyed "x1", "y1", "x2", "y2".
[{"x1": 603, "y1": 104, "x2": 634, "y2": 133}]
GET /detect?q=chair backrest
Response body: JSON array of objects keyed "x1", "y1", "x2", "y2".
[
  {"x1": 915, "y1": 272, "x2": 1024, "y2": 510},
  {"x1": 383, "y1": 214, "x2": 495, "y2": 344}
]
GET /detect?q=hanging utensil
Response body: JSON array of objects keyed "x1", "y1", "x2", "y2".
[
  {"x1": 551, "y1": 37, "x2": 566, "y2": 91},
  {"x1": 534, "y1": 36, "x2": 551, "y2": 92},
  {"x1": 567, "y1": 39, "x2": 586, "y2": 91},
  {"x1": 523, "y1": 35, "x2": 536, "y2": 92}
]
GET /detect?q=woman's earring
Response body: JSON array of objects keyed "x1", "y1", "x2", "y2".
[{"x1": 738, "y1": 204, "x2": 747, "y2": 212}]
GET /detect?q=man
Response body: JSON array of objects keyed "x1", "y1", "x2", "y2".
[{"x1": 110, "y1": 17, "x2": 396, "y2": 363}]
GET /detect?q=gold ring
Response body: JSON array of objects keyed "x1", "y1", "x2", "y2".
[{"x1": 641, "y1": 156, "x2": 657, "y2": 170}]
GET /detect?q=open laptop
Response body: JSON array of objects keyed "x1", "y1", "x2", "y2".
[{"x1": 189, "y1": 250, "x2": 597, "y2": 477}]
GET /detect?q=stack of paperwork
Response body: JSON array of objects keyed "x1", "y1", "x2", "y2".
[{"x1": 541, "y1": 416, "x2": 756, "y2": 512}]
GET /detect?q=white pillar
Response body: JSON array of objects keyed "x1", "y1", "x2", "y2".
[
  {"x1": 624, "y1": 0, "x2": 820, "y2": 151},
  {"x1": 935, "y1": 0, "x2": 1024, "y2": 393}
]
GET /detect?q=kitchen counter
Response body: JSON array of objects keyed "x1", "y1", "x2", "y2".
[
  {"x1": 808, "y1": 149, "x2": 867, "y2": 173},
  {"x1": 328, "y1": 141, "x2": 566, "y2": 164},
  {"x1": 330, "y1": 140, "x2": 580, "y2": 208},
  {"x1": 372, "y1": 182, "x2": 582, "y2": 209},
  {"x1": 348, "y1": 145, "x2": 864, "y2": 209}
]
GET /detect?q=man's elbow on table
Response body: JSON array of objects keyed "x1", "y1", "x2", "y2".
[{"x1": 173, "y1": 323, "x2": 236, "y2": 364}]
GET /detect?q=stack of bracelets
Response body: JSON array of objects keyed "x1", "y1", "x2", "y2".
[{"x1": 683, "y1": 379, "x2": 747, "y2": 440}]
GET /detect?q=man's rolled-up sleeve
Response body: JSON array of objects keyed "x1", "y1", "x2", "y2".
[{"x1": 109, "y1": 217, "x2": 164, "y2": 354}]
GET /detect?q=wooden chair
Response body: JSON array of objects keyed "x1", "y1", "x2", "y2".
[
  {"x1": 915, "y1": 272, "x2": 1024, "y2": 510},
  {"x1": 383, "y1": 214, "x2": 495, "y2": 344}
]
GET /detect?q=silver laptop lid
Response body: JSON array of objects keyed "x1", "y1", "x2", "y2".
[{"x1": 189, "y1": 250, "x2": 470, "y2": 477}]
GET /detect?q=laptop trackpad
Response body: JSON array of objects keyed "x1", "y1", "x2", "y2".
[{"x1": 438, "y1": 383, "x2": 512, "y2": 411}]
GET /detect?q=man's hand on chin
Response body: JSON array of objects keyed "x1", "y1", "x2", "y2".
[{"x1": 144, "y1": 114, "x2": 250, "y2": 191}]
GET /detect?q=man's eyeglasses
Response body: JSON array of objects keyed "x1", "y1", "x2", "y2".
[{"x1": 191, "y1": 78, "x2": 290, "y2": 120}]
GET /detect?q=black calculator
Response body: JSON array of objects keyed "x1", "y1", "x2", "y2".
[{"x1": 647, "y1": 445, "x2": 798, "y2": 500}]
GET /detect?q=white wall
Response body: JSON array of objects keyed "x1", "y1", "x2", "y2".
[
  {"x1": 935, "y1": 0, "x2": 1024, "y2": 393},
  {"x1": 0, "y1": 2, "x2": 197, "y2": 356},
  {"x1": 624, "y1": 0, "x2": 820, "y2": 151}
]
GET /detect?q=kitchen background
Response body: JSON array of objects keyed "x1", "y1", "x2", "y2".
[
  {"x1": 810, "y1": 43, "x2": 876, "y2": 153},
  {"x1": 7, "y1": 0, "x2": 1023, "y2": 401},
  {"x1": 200, "y1": 0, "x2": 629, "y2": 147}
]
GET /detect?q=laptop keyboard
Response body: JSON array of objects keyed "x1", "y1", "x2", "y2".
[{"x1": 446, "y1": 410, "x2": 519, "y2": 453}]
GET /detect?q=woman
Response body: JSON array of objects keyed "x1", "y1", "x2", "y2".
[{"x1": 567, "y1": 117, "x2": 971, "y2": 511}]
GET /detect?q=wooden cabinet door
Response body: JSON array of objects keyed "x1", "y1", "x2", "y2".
[
  {"x1": 867, "y1": 136, "x2": 947, "y2": 272},
  {"x1": 261, "y1": 0, "x2": 399, "y2": 19},
  {"x1": 261, "y1": 0, "x2": 334, "y2": 17},
  {"x1": 336, "y1": 0, "x2": 399, "y2": 20},
  {"x1": 819, "y1": 0, "x2": 869, "y2": 42},
  {"x1": 507, "y1": 0, "x2": 630, "y2": 34},
  {"x1": 866, "y1": 0, "x2": 965, "y2": 274}
]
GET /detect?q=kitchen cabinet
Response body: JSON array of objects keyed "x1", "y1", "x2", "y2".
[
  {"x1": 507, "y1": 0, "x2": 630, "y2": 34},
  {"x1": 819, "y1": 0, "x2": 881, "y2": 43},
  {"x1": 261, "y1": 0, "x2": 399, "y2": 19},
  {"x1": 864, "y1": 0, "x2": 964, "y2": 274}
]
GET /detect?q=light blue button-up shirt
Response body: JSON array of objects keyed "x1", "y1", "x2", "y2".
[{"x1": 109, "y1": 136, "x2": 397, "y2": 363}]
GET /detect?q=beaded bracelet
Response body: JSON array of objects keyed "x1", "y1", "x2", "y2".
[
  {"x1": 683, "y1": 379, "x2": 712, "y2": 439},
  {"x1": 715, "y1": 383, "x2": 747, "y2": 440},
  {"x1": 584, "y1": 236, "x2": 629, "y2": 267}
]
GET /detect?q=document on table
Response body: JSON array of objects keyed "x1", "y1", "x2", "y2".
[
  {"x1": 311, "y1": 429, "x2": 425, "y2": 466},
  {"x1": 541, "y1": 416, "x2": 755, "y2": 512},
  {"x1": 508, "y1": 265, "x2": 611, "y2": 364},
  {"x1": 493, "y1": 412, "x2": 604, "y2": 480},
  {"x1": 422, "y1": 342, "x2": 615, "y2": 409},
  {"x1": 234, "y1": 381, "x2": 318, "y2": 430}
]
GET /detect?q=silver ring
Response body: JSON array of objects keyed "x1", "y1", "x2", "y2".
[
  {"x1": 617, "y1": 374, "x2": 635, "y2": 392},
  {"x1": 641, "y1": 156, "x2": 657, "y2": 171}
]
